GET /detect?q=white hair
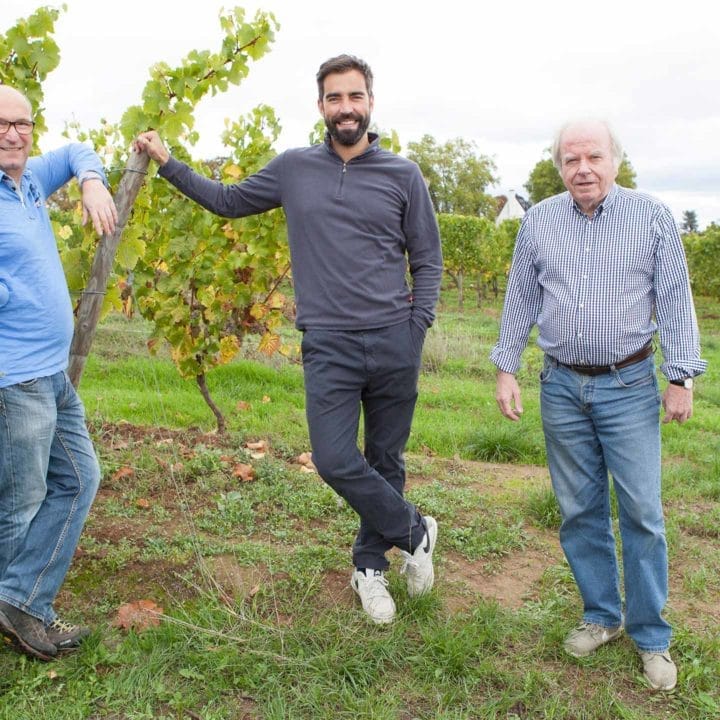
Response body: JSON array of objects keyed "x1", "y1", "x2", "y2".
[{"x1": 551, "y1": 118, "x2": 623, "y2": 170}]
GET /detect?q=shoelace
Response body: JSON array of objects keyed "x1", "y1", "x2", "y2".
[
  {"x1": 360, "y1": 573, "x2": 390, "y2": 599},
  {"x1": 47, "y1": 618, "x2": 78, "y2": 633},
  {"x1": 399, "y1": 552, "x2": 419, "y2": 575}
]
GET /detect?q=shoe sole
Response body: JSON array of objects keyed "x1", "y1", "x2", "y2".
[
  {"x1": 407, "y1": 516, "x2": 438, "y2": 597},
  {"x1": 644, "y1": 675, "x2": 677, "y2": 692},
  {"x1": 54, "y1": 639, "x2": 86, "y2": 653},
  {"x1": 350, "y1": 578, "x2": 395, "y2": 625},
  {"x1": 0, "y1": 608, "x2": 56, "y2": 662}
]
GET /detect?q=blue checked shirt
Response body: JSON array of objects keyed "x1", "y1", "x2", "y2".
[{"x1": 490, "y1": 185, "x2": 707, "y2": 381}]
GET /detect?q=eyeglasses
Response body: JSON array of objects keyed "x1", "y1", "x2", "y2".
[{"x1": 0, "y1": 119, "x2": 35, "y2": 135}]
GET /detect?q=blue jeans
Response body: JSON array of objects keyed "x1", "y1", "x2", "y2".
[
  {"x1": 301, "y1": 320, "x2": 427, "y2": 570},
  {"x1": 0, "y1": 370, "x2": 100, "y2": 623},
  {"x1": 540, "y1": 355, "x2": 671, "y2": 652}
]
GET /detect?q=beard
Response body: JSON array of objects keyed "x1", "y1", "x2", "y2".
[{"x1": 324, "y1": 111, "x2": 371, "y2": 147}]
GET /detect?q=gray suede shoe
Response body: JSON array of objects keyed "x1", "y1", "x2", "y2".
[
  {"x1": 640, "y1": 651, "x2": 677, "y2": 691},
  {"x1": 45, "y1": 618, "x2": 92, "y2": 650},
  {"x1": 0, "y1": 599, "x2": 57, "y2": 661},
  {"x1": 563, "y1": 622, "x2": 623, "y2": 657}
]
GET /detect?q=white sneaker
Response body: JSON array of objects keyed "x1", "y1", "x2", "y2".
[
  {"x1": 400, "y1": 516, "x2": 438, "y2": 597},
  {"x1": 350, "y1": 569, "x2": 396, "y2": 624}
]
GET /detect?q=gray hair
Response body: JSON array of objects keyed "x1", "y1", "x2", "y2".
[{"x1": 551, "y1": 119, "x2": 623, "y2": 170}]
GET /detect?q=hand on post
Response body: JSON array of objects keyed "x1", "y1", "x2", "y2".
[
  {"x1": 81, "y1": 180, "x2": 118, "y2": 236},
  {"x1": 134, "y1": 130, "x2": 170, "y2": 166}
]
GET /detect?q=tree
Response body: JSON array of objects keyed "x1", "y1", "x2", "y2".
[
  {"x1": 524, "y1": 157, "x2": 564, "y2": 204},
  {"x1": 437, "y1": 215, "x2": 517, "y2": 309},
  {"x1": 406, "y1": 135, "x2": 498, "y2": 217},
  {"x1": 525, "y1": 150, "x2": 637, "y2": 204},
  {"x1": 437, "y1": 214, "x2": 485, "y2": 309},
  {"x1": 681, "y1": 210, "x2": 699, "y2": 234},
  {"x1": 0, "y1": 5, "x2": 62, "y2": 138},
  {"x1": 682, "y1": 223, "x2": 720, "y2": 298},
  {"x1": 55, "y1": 8, "x2": 285, "y2": 432}
]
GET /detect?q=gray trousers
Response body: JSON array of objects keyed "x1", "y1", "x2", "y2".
[{"x1": 301, "y1": 319, "x2": 427, "y2": 570}]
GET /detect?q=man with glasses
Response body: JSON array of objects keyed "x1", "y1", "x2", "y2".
[{"x1": 0, "y1": 85, "x2": 117, "y2": 661}]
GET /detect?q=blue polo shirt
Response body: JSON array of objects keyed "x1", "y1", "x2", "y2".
[{"x1": 0, "y1": 144, "x2": 106, "y2": 387}]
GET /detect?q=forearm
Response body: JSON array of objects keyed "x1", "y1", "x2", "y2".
[
  {"x1": 654, "y1": 212, "x2": 708, "y2": 379},
  {"x1": 159, "y1": 156, "x2": 281, "y2": 218}
]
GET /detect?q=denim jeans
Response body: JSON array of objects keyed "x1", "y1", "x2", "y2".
[
  {"x1": 301, "y1": 320, "x2": 427, "y2": 570},
  {"x1": 0, "y1": 370, "x2": 100, "y2": 623},
  {"x1": 540, "y1": 354, "x2": 671, "y2": 652}
]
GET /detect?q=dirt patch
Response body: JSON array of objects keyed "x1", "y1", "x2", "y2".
[
  {"x1": 442, "y1": 529, "x2": 564, "y2": 612},
  {"x1": 316, "y1": 569, "x2": 356, "y2": 613},
  {"x1": 91, "y1": 420, "x2": 234, "y2": 450},
  {"x1": 205, "y1": 556, "x2": 268, "y2": 600}
]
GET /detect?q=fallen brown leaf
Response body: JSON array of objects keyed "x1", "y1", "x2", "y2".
[
  {"x1": 232, "y1": 463, "x2": 256, "y2": 482},
  {"x1": 111, "y1": 466, "x2": 134, "y2": 481},
  {"x1": 113, "y1": 599, "x2": 163, "y2": 632},
  {"x1": 245, "y1": 440, "x2": 268, "y2": 451}
]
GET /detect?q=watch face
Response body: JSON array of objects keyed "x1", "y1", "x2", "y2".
[{"x1": 684, "y1": 377, "x2": 694, "y2": 389}]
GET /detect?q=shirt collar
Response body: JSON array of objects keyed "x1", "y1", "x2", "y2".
[
  {"x1": 1, "y1": 166, "x2": 32, "y2": 186},
  {"x1": 569, "y1": 183, "x2": 618, "y2": 219},
  {"x1": 323, "y1": 131, "x2": 381, "y2": 160}
]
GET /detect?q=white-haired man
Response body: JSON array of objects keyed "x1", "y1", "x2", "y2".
[{"x1": 491, "y1": 118, "x2": 706, "y2": 691}]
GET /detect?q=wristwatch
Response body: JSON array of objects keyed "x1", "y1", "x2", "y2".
[{"x1": 669, "y1": 377, "x2": 694, "y2": 389}]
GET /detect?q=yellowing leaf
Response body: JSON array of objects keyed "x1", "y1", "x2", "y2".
[
  {"x1": 267, "y1": 292, "x2": 285, "y2": 309},
  {"x1": 58, "y1": 224, "x2": 73, "y2": 240},
  {"x1": 222, "y1": 222, "x2": 238, "y2": 240},
  {"x1": 249, "y1": 303, "x2": 268, "y2": 320},
  {"x1": 219, "y1": 335, "x2": 240, "y2": 364},
  {"x1": 224, "y1": 163, "x2": 242, "y2": 179},
  {"x1": 258, "y1": 332, "x2": 281, "y2": 357}
]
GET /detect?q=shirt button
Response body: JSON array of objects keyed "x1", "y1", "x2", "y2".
[
  {"x1": 579, "y1": 303, "x2": 584, "y2": 309},
  {"x1": 578, "y1": 332, "x2": 583, "y2": 338}
]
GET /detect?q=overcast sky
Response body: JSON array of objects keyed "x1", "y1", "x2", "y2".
[{"x1": 5, "y1": 0, "x2": 719, "y2": 228}]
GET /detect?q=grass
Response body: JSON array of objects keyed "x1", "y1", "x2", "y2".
[{"x1": 0, "y1": 290, "x2": 718, "y2": 719}]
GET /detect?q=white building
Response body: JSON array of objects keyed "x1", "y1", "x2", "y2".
[{"x1": 495, "y1": 190, "x2": 530, "y2": 225}]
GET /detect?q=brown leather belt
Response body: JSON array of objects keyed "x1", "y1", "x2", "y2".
[{"x1": 559, "y1": 342, "x2": 654, "y2": 376}]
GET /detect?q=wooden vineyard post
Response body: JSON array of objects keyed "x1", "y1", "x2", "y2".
[{"x1": 68, "y1": 150, "x2": 150, "y2": 387}]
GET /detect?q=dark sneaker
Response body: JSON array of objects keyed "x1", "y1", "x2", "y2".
[
  {"x1": 45, "y1": 618, "x2": 91, "y2": 650},
  {"x1": 400, "y1": 515, "x2": 438, "y2": 597},
  {"x1": 0, "y1": 599, "x2": 57, "y2": 661}
]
